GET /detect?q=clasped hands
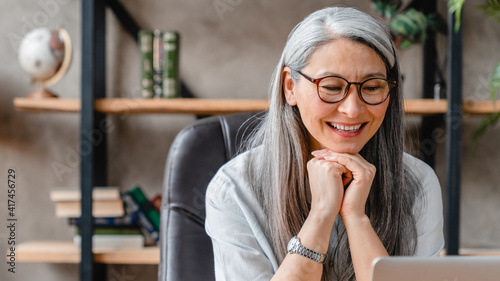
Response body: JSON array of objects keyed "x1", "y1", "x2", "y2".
[{"x1": 308, "y1": 149, "x2": 376, "y2": 222}]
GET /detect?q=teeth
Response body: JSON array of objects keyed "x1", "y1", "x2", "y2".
[{"x1": 329, "y1": 123, "x2": 362, "y2": 132}]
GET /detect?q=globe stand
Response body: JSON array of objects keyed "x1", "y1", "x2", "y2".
[{"x1": 28, "y1": 88, "x2": 58, "y2": 99}]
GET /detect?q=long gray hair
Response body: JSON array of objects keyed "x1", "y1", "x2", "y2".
[{"x1": 245, "y1": 7, "x2": 421, "y2": 281}]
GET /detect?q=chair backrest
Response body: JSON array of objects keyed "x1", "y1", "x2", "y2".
[{"x1": 158, "y1": 111, "x2": 265, "y2": 281}]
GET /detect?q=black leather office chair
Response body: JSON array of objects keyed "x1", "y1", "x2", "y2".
[{"x1": 158, "y1": 111, "x2": 265, "y2": 281}]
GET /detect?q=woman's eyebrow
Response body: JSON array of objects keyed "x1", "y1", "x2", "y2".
[{"x1": 362, "y1": 72, "x2": 386, "y2": 79}]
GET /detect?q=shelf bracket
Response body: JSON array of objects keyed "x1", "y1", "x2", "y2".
[{"x1": 106, "y1": 0, "x2": 141, "y2": 42}]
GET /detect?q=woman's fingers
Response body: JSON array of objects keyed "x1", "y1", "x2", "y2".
[
  {"x1": 306, "y1": 157, "x2": 346, "y2": 217},
  {"x1": 312, "y1": 149, "x2": 376, "y2": 185}
]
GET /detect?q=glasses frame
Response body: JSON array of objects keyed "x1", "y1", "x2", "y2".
[{"x1": 294, "y1": 70, "x2": 396, "y2": 105}]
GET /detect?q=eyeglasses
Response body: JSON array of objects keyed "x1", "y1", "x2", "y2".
[{"x1": 293, "y1": 70, "x2": 396, "y2": 105}]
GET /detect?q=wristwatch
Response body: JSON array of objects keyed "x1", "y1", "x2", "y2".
[{"x1": 287, "y1": 236, "x2": 327, "y2": 264}]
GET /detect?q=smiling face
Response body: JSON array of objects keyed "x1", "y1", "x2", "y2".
[{"x1": 283, "y1": 37, "x2": 390, "y2": 154}]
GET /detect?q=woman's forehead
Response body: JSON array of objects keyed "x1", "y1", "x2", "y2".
[{"x1": 304, "y1": 38, "x2": 387, "y2": 78}]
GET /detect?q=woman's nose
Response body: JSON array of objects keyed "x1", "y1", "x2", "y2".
[{"x1": 337, "y1": 85, "x2": 364, "y2": 117}]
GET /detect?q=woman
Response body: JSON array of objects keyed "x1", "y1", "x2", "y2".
[{"x1": 205, "y1": 6, "x2": 444, "y2": 281}]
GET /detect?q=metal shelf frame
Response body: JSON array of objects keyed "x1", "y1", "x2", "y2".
[
  {"x1": 445, "y1": 7, "x2": 463, "y2": 256},
  {"x1": 419, "y1": 0, "x2": 462, "y2": 257},
  {"x1": 81, "y1": 0, "x2": 107, "y2": 280}
]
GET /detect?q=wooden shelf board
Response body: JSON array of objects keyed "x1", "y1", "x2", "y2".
[
  {"x1": 95, "y1": 98, "x2": 269, "y2": 114},
  {"x1": 457, "y1": 248, "x2": 500, "y2": 256},
  {"x1": 14, "y1": 98, "x2": 80, "y2": 113},
  {"x1": 440, "y1": 248, "x2": 500, "y2": 256},
  {"x1": 463, "y1": 100, "x2": 500, "y2": 115},
  {"x1": 404, "y1": 99, "x2": 447, "y2": 115},
  {"x1": 14, "y1": 241, "x2": 159, "y2": 264},
  {"x1": 13, "y1": 98, "x2": 500, "y2": 115},
  {"x1": 13, "y1": 98, "x2": 269, "y2": 115}
]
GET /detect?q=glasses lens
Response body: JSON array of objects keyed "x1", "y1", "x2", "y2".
[
  {"x1": 318, "y1": 77, "x2": 348, "y2": 103},
  {"x1": 360, "y1": 78, "x2": 391, "y2": 104}
]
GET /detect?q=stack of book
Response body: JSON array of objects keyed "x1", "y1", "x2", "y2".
[
  {"x1": 50, "y1": 186, "x2": 161, "y2": 248},
  {"x1": 139, "y1": 29, "x2": 180, "y2": 99},
  {"x1": 50, "y1": 186, "x2": 125, "y2": 218}
]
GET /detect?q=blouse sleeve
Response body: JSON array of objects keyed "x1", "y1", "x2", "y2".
[
  {"x1": 205, "y1": 171, "x2": 276, "y2": 281},
  {"x1": 409, "y1": 156, "x2": 445, "y2": 257}
]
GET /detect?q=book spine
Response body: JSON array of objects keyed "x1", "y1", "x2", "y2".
[
  {"x1": 137, "y1": 210, "x2": 159, "y2": 242},
  {"x1": 127, "y1": 186, "x2": 160, "y2": 231},
  {"x1": 152, "y1": 29, "x2": 163, "y2": 98},
  {"x1": 76, "y1": 227, "x2": 142, "y2": 235},
  {"x1": 68, "y1": 212, "x2": 137, "y2": 227},
  {"x1": 162, "y1": 31, "x2": 180, "y2": 98},
  {"x1": 73, "y1": 234, "x2": 144, "y2": 249},
  {"x1": 139, "y1": 30, "x2": 154, "y2": 99},
  {"x1": 50, "y1": 186, "x2": 121, "y2": 202},
  {"x1": 55, "y1": 200, "x2": 124, "y2": 218},
  {"x1": 122, "y1": 192, "x2": 159, "y2": 242}
]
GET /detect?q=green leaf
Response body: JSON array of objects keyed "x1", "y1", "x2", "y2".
[
  {"x1": 448, "y1": 0, "x2": 466, "y2": 32},
  {"x1": 372, "y1": 0, "x2": 402, "y2": 18},
  {"x1": 472, "y1": 112, "x2": 500, "y2": 144},
  {"x1": 398, "y1": 39, "x2": 414, "y2": 49},
  {"x1": 476, "y1": 0, "x2": 500, "y2": 22},
  {"x1": 389, "y1": 9, "x2": 428, "y2": 44},
  {"x1": 489, "y1": 60, "x2": 500, "y2": 102}
]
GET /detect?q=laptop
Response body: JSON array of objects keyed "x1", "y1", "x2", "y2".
[{"x1": 370, "y1": 256, "x2": 500, "y2": 281}]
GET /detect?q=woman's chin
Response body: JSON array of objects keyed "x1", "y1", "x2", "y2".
[
  {"x1": 309, "y1": 137, "x2": 365, "y2": 154},
  {"x1": 323, "y1": 144, "x2": 363, "y2": 154}
]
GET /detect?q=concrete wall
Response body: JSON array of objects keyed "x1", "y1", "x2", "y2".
[{"x1": 0, "y1": 0, "x2": 499, "y2": 280}]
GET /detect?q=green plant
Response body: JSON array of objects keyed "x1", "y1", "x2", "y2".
[
  {"x1": 372, "y1": 0, "x2": 402, "y2": 18},
  {"x1": 372, "y1": 0, "x2": 447, "y2": 49}
]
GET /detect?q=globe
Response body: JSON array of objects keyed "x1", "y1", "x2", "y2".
[{"x1": 18, "y1": 27, "x2": 72, "y2": 99}]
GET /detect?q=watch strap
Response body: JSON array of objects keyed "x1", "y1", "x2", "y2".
[{"x1": 287, "y1": 236, "x2": 327, "y2": 264}]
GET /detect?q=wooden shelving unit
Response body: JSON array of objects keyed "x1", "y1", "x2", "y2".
[
  {"x1": 16, "y1": 241, "x2": 159, "y2": 264},
  {"x1": 13, "y1": 98, "x2": 500, "y2": 115}
]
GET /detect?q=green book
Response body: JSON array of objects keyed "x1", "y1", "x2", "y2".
[
  {"x1": 127, "y1": 186, "x2": 160, "y2": 231},
  {"x1": 139, "y1": 30, "x2": 154, "y2": 98},
  {"x1": 162, "y1": 31, "x2": 180, "y2": 98}
]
